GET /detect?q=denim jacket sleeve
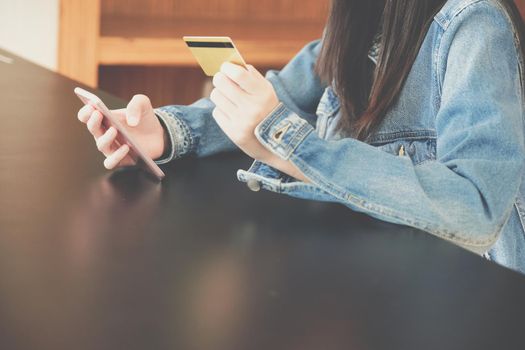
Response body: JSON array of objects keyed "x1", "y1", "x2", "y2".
[
  {"x1": 154, "y1": 40, "x2": 326, "y2": 163},
  {"x1": 249, "y1": 3, "x2": 525, "y2": 254}
]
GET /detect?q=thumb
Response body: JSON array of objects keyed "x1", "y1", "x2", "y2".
[{"x1": 126, "y1": 94, "x2": 151, "y2": 127}]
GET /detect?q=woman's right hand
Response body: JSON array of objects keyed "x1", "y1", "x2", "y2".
[{"x1": 77, "y1": 94, "x2": 167, "y2": 170}]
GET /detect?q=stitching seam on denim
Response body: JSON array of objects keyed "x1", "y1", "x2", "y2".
[
  {"x1": 368, "y1": 131, "x2": 437, "y2": 144},
  {"x1": 157, "y1": 108, "x2": 195, "y2": 158},
  {"x1": 435, "y1": 0, "x2": 488, "y2": 96},
  {"x1": 257, "y1": 103, "x2": 287, "y2": 135},
  {"x1": 492, "y1": 0, "x2": 525, "y2": 111},
  {"x1": 280, "y1": 123, "x2": 315, "y2": 159},
  {"x1": 515, "y1": 199, "x2": 525, "y2": 231},
  {"x1": 255, "y1": 106, "x2": 314, "y2": 160}
]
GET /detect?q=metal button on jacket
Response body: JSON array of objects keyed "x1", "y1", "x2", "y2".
[{"x1": 247, "y1": 179, "x2": 262, "y2": 192}]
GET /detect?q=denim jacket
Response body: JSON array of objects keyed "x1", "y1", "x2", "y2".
[{"x1": 155, "y1": 0, "x2": 525, "y2": 274}]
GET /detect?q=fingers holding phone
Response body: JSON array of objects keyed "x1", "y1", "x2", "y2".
[
  {"x1": 78, "y1": 106, "x2": 135, "y2": 169},
  {"x1": 86, "y1": 109, "x2": 107, "y2": 139},
  {"x1": 75, "y1": 89, "x2": 166, "y2": 179},
  {"x1": 95, "y1": 126, "x2": 135, "y2": 169}
]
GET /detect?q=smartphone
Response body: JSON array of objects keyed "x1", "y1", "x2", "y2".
[
  {"x1": 74, "y1": 87, "x2": 165, "y2": 181},
  {"x1": 183, "y1": 36, "x2": 246, "y2": 76}
]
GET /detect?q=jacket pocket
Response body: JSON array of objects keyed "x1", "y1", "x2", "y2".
[{"x1": 368, "y1": 131, "x2": 437, "y2": 165}]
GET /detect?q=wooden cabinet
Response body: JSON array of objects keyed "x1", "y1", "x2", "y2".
[
  {"x1": 58, "y1": 0, "x2": 328, "y2": 105},
  {"x1": 519, "y1": 0, "x2": 525, "y2": 19}
]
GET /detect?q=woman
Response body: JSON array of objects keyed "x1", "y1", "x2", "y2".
[{"x1": 78, "y1": 0, "x2": 525, "y2": 273}]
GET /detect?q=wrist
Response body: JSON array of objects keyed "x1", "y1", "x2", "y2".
[
  {"x1": 161, "y1": 128, "x2": 169, "y2": 157},
  {"x1": 152, "y1": 111, "x2": 171, "y2": 161},
  {"x1": 152, "y1": 127, "x2": 171, "y2": 161}
]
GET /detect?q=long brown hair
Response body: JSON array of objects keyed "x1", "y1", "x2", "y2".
[{"x1": 316, "y1": 0, "x2": 525, "y2": 141}]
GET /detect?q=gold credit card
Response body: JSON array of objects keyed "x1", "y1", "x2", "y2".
[{"x1": 183, "y1": 36, "x2": 246, "y2": 77}]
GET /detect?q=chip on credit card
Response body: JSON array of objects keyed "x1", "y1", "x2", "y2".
[{"x1": 183, "y1": 36, "x2": 247, "y2": 76}]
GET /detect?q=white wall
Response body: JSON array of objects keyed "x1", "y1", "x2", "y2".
[{"x1": 0, "y1": 0, "x2": 59, "y2": 71}]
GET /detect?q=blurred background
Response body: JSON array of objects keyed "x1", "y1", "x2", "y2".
[
  {"x1": 1, "y1": 0, "x2": 524, "y2": 107},
  {"x1": 0, "y1": 0, "x2": 329, "y2": 107}
]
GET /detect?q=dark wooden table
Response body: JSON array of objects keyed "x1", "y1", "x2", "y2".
[{"x1": 1, "y1": 50, "x2": 525, "y2": 350}]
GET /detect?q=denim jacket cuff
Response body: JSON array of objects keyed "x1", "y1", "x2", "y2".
[
  {"x1": 154, "y1": 108, "x2": 193, "y2": 164},
  {"x1": 255, "y1": 103, "x2": 314, "y2": 160},
  {"x1": 237, "y1": 160, "x2": 286, "y2": 193}
]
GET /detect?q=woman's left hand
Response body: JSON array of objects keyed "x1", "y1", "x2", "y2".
[{"x1": 210, "y1": 62, "x2": 280, "y2": 161}]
